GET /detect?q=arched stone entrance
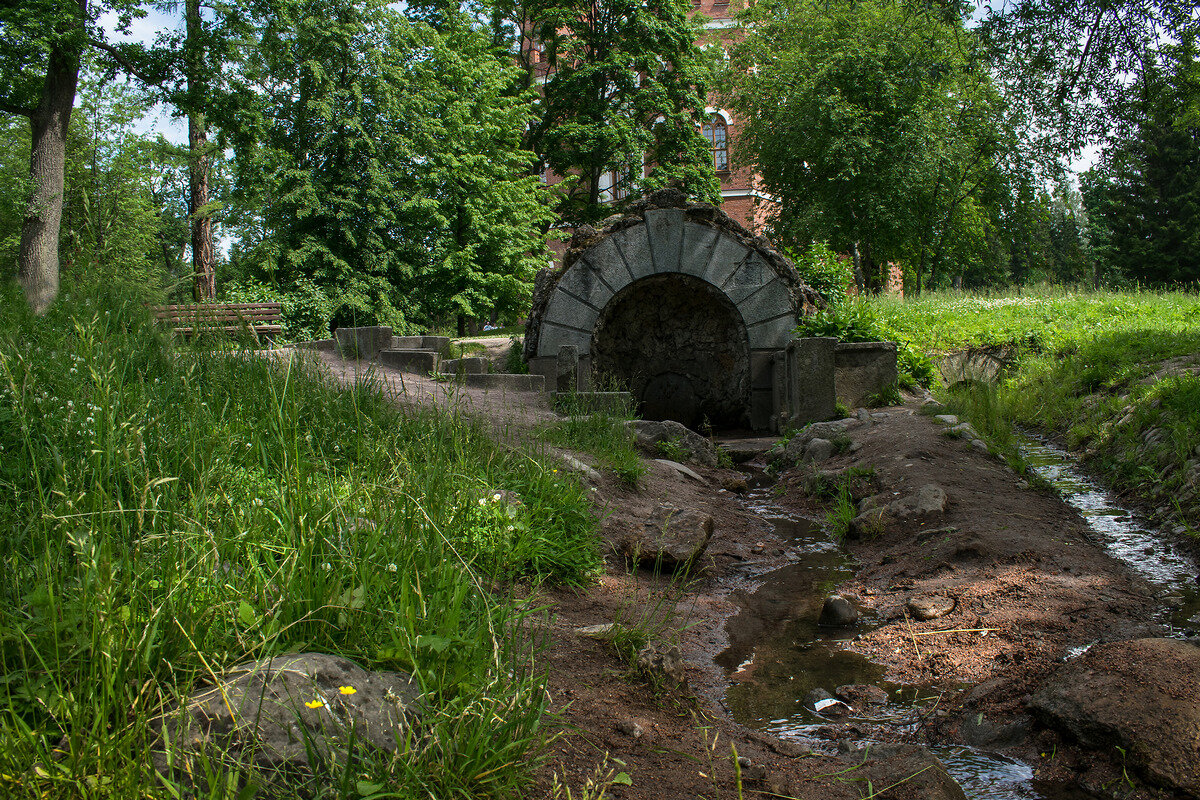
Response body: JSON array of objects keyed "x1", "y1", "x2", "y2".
[
  {"x1": 525, "y1": 190, "x2": 821, "y2": 431},
  {"x1": 592, "y1": 274, "x2": 750, "y2": 428}
]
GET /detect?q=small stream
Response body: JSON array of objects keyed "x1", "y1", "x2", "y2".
[{"x1": 717, "y1": 438, "x2": 1200, "y2": 800}]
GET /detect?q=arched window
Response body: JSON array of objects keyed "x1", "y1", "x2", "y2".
[{"x1": 703, "y1": 115, "x2": 728, "y2": 171}]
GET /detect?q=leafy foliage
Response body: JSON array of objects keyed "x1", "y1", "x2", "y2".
[{"x1": 525, "y1": 0, "x2": 720, "y2": 224}]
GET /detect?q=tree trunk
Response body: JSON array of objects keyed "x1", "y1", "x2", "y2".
[
  {"x1": 850, "y1": 241, "x2": 866, "y2": 294},
  {"x1": 188, "y1": 110, "x2": 214, "y2": 300},
  {"x1": 16, "y1": 40, "x2": 80, "y2": 314},
  {"x1": 186, "y1": 0, "x2": 215, "y2": 301}
]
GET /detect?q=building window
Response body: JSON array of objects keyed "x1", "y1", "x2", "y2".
[
  {"x1": 703, "y1": 115, "x2": 728, "y2": 171},
  {"x1": 599, "y1": 166, "x2": 632, "y2": 203}
]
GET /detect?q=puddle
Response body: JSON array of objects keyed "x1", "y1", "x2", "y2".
[
  {"x1": 932, "y1": 746, "x2": 1091, "y2": 800},
  {"x1": 1017, "y1": 434, "x2": 1200, "y2": 634}
]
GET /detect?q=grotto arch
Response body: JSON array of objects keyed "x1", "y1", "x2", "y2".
[{"x1": 524, "y1": 190, "x2": 821, "y2": 431}]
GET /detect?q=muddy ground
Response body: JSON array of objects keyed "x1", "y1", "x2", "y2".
[{"x1": 318, "y1": 351, "x2": 1187, "y2": 800}]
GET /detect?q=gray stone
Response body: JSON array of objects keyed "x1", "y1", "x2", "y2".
[
  {"x1": 834, "y1": 341, "x2": 898, "y2": 407},
  {"x1": 934, "y1": 414, "x2": 960, "y2": 426},
  {"x1": 856, "y1": 408, "x2": 872, "y2": 422},
  {"x1": 335, "y1": 326, "x2": 394, "y2": 359},
  {"x1": 379, "y1": 349, "x2": 438, "y2": 374},
  {"x1": 619, "y1": 504, "x2": 714, "y2": 572},
  {"x1": 576, "y1": 623, "x2": 619, "y2": 639},
  {"x1": 1031, "y1": 638, "x2": 1200, "y2": 796},
  {"x1": 153, "y1": 653, "x2": 420, "y2": 776},
  {"x1": 804, "y1": 437, "x2": 835, "y2": 462},
  {"x1": 939, "y1": 347, "x2": 1013, "y2": 386},
  {"x1": 439, "y1": 357, "x2": 487, "y2": 375},
  {"x1": 419, "y1": 336, "x2": 452, "y2": 356},
  {"x1": 459, "y1": 373, "x2": 545, "y2": 391},
  {"x1": 556, "y1": 345, "x2": 579, "y2": 393},
  {"x1": 849, "y1": 484, "x2": 948, "y2": 538},
  {"x1": 654, "y1": 458, "x2": 705, "y2": 483},
  {"x1": 946, "y1": 422, "x2": 979, "y2": 439},
  {"x1": 560, "y1": 454, "x2": 601, "y2": 483},
  {"x1": 635, "y1": 642, "x2": 687, "y2": 685},
  {"x1": 971, "y1": 438, "x2": 989, "y2": 453},
  {"x1": 774, "y1": 337, "x2": 837, "y2": 431},
  {"x1": 852, "y1": 744, "x2": 968, "y2": 800},
  {"x1": 627, "y1": 419, "x2": 718, "y2": 467},
  {"x1": 818, "y1": 595, "x2": 859, "y2": 627},
  {"x1": 907, "y1": 594, "x2": 956, "y2": 621}
]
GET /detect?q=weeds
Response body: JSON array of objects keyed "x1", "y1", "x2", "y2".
[
  {"x1": 655, "y1": 437, "x2": 689, "y2": 462},
  {"x1": 504, "y1": 336, "x2": 529, "y2": 374},
  {"x1": 826, "y1": 483, "x2": 859, "y2": 542}
]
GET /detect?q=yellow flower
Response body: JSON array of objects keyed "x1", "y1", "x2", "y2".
[
  {"x1": 338, "y1": 685, "x2": 357, "y2": 695},
  {"x1": 305, "y1": 699, "x2": 324, "y2": 709}
]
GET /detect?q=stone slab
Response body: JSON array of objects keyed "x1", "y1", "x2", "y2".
[
  {"x1": 380, "y1": 349, "x2": 438, "y2": 374},
  {"x1": 556, "y1": 345, "x2": 579, "y2": 393},
  {"x1": 733, "y1": 279, "x2": 792, "y2": 326},
  {"x1": 700, "y1": 233, "x2": 750, "y2": 289},
  {"x1": 612, "y1": 223, "x2": 656, "y2": 281},
  {"x1": 749, "y1": 349, "x2": 776, "y2": 391},
  {"x1": 420, "y1": 336, "x2": 452, "y2": 356},
  {"x1": 780, "y1": 337, "x2": 838, "y2": 429},
  {"x1": 678, "y1": 222, "x2": 720, "y2": 279},
  {"x1": 459, "y1": 373, "x2": 545, "y2": 391},
  {"x1": 555, "y1": 260, "x2": 615, "y2": 312},
  {"x1": 335, "y1": 326, "x2": 394, "y2": 359},
  {"x1": 835, "y1": 341, "x2": 899, "y2": 407},
  {"x1": 578, "y1": 237, "x2": 636, "y2": 293},
  {"x1": 543, "y1": 292, "x2": 601, "y2": 341},
  {"x1": 746, "y1": 313, "x2": 796, "y2": 350},
  {"x1": 439, "y1": 357, "x2": 487, "y2": 375},
  {"x1": 644, "y1": 208, "x2": 685, "y2": 274},
  {"x1": 536, "y1": 320, "x2": 593, "y2": 358}
]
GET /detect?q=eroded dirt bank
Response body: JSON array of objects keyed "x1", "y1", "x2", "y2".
[{"x1": 319, "y1": 354, "x2": 1193, "y2": 799}]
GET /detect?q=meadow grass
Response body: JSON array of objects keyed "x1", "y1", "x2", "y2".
[
  {"x1": 869, "y1": 285, "x2": 1200, "y2": 355},
  {"x1": 870, "y1": 286, "x2": 1200, "y2": 524},
  {"x1": 0, "y1": 283, "x2": 601, "y2": 798}
]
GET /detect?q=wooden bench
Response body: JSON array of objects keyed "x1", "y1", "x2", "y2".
[{"x1": 150, "y1": 302, "x2": 284, "y2": 342}]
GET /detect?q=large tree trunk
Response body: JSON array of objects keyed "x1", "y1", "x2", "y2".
[
  {"x1": 188, "y1": 109, "x2": 214, "y2": 300},
  {"x1": 186, "y1": 0, "x2": 215, "y2": 301},
  {"x1": 16, "y1": 41, "x2": 80, "y2": 314}
]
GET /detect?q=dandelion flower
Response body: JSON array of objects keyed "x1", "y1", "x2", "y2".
[
  {"x1": 305, "y1": 699, "x2": 324, "y2": 709},
  {"x1": 338, "y1": 686, "x2": 356, "y2": 695}
]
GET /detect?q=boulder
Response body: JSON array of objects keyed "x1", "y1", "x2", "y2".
[
  {"x1": 933, "y1": 414, "x2": 959, "y2": 426},
  {"x1": 849, "y1": 484, "x2": 948, "y2": 539},
  {"x1": 153, "y1": 653, "x2": 420, "y2": 777},
  {"x1": 804, "y1": 437, "x2": 835, "y2": 462},
  {"x1": 636, "y1": 642, "x2": 687, "y2": 685},
  {"x1": 852, "y1": 744, "x2": 968, "y2": 800},
  {"x1": 619, "y1": 504, "x2": 714, "y2": 572},
  {"x1": 1030, "y1": 638, "x2": 1200, "y2": 796},
  {"x1": 818, "y1": 594, "x2": 860, "y2": 627},
  {"x1": 907, "y1": 594, "x2": 956, "y2": 621},
  {"x1": 626, "y1": 419, "x2": 718, "y2": 467},
  {"x1": 560, "y1": 453, "x2": 602, "y2": 483}
]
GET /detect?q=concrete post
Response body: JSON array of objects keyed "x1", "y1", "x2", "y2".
[
  {"x1": 556, "y1": 345, "x2": 579, "y2": 394},
  {"x1": 785, "y1": 337, "x2": 837, "y2": 427}
]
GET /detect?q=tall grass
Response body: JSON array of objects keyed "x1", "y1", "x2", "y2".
[
  {"x1": 537, "y1": 392, "x2": 645, "y2": 485},
  {"x1": 869, "y1": 285, "x2": 1200, "y2": 355},
  {"x1": 875, "y1": 286, "x2": 1200, "y2": 523},
  {"x1": 0, "y1": 283, "x2": 600, "y2": 797}
]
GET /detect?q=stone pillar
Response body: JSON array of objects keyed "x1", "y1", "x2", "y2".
[
  {"x1": 783, "y1": 337, "x2": 837, "y2": 428},
  {"x1": 556, "y1": 345, "x2": 579, "y2": 394}
]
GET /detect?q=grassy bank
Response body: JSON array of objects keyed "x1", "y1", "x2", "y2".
[
  {"x1": 0, "y1": 285, "x2": 600, "y2": 797},
  {"x1": 868, "y1": 287, "x2": 1200, "y2": 529}
]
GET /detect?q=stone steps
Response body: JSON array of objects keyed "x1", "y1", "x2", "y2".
[{"x1": 439, "y1": 357, "x2": 488, "y2": 375}]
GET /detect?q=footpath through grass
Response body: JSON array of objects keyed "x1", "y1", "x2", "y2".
[
  {"x1": 0, "y1": 285, "x2": 600, "y2": 798},
  {"x1": 867, "y1": 287, "x2": 1200, "y2": 529}
]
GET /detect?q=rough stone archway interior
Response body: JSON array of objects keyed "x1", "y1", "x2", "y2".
[{"x1": 592, "y1": 274, "x2": 751, "y2": 429}]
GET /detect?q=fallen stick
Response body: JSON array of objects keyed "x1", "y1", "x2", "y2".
[{"x1": 912, "y1": 627, "x2": 998, "y2": 636}]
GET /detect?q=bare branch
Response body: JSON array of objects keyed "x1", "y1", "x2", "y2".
[
  {"x1": 0, "y1": 101, "x2": 36, "y2": 118},
  {"x1": 87, "y1": 38, "x2": 165, "y2": 87}
]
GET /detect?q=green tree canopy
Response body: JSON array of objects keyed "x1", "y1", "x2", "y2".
[{"x1": 524, "y1": 0, "x2": 720, "y2": 225}]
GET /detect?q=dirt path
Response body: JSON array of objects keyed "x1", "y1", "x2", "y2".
[{"x1": 314, "y1": 350, "x2": 1184, "y2": 799}]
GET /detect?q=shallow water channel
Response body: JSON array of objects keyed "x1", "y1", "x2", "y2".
[{"x1": 717, "y1": 437, "x2": 1200, "y2": 800}]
